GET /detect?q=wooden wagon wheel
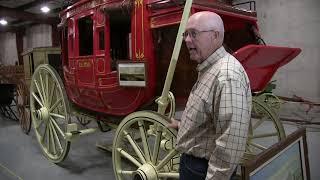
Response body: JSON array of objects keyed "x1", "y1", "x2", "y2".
[
  {"x1": 243, "y1": 96, "x2": 286, "y2": 161},
  {"x1": 30, "y1": 64, "x2": 71, "y2": 163},
  {"x1": 259, "y1": 93, "x2": 282, "y2": 113},
  {"x1": 16, "y1": 80, "x2": 31, "y2": 134},
  {"x1": 113, "y1": 111, "x2": 180, "y2": 180}
]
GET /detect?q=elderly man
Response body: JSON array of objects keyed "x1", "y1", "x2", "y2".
[{"x1": 169, "y1": 11, "x2": 252, "y2": 180}]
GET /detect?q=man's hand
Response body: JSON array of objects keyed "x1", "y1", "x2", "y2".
[{"x1": 167, "y1": 118, "x2": 180, "y2": 130}]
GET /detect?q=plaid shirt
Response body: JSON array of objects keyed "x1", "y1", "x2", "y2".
[{"x1": 176, "y1": 46, "x2": 252, "y2": 180}]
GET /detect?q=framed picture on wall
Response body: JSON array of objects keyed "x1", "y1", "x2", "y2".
[
  {"x1": 242, "y1": 128, "x2": 310, "y2": 180},
  {"x1": 117, "y1": 61, "x2": 147, "y2": 87}
]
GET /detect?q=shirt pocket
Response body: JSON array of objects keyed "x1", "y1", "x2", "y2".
[{"x1": 184, "y1": 97, "x2": 207, "y2": 126}]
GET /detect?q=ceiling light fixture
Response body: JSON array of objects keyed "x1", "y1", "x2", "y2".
[
  {"x1": 41, "y1": 6, "x2": 50, "y2": 13},
  {"x1": 0, "y1": 19, "x2": 8, "y2": 25}
]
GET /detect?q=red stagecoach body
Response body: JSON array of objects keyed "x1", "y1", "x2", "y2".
[{"x1": 59, "y1": 0, "x2": 300, "y2": 116}]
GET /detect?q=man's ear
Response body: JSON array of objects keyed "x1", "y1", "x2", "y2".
[
  {"x1": 214, "y1": 31, "x2": 219, "y2": 39},
  {"x1": 211, "y1": 31, "x2": 218, "y2": 43}
]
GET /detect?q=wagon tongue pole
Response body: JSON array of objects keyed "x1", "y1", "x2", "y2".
[{"x1": 156, "y1": 0, "x2": 193, "y2": 116}]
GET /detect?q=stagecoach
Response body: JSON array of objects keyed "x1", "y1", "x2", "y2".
[{"x1": 24, "y1": 0, "x2": 301, "y2": 179}]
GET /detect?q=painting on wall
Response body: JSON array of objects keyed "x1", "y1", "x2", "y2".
[{"x1": 242, "y1": 128, "x2": 310, "y2": 180}]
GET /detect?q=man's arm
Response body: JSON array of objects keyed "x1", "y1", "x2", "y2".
[{"x1": 206, "y1": 79, "x2": 251, "y2": 180}]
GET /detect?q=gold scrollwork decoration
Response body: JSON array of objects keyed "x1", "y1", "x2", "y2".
[
  {"x1": 136, "y1": 50, "x2": 144, "y2": 59},
  {"x1": 135, "y1": 0, "x2": 143, "y2": 7}
]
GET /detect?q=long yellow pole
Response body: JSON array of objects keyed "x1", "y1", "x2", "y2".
[{"x1": 157, "y1": 0, "x2": 193, "y2": 115}]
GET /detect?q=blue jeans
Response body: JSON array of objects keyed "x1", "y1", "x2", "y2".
[{"x1": 179, "y1": 153, "x2": 238, "y2": 180}]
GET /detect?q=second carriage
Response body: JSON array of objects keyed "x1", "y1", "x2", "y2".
[{"x1": 26, "y1": 0, "x2": 301, "y2": 179}]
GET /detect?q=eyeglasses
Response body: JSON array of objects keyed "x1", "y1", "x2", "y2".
[{"x1": 182, "y1": 29, "x2": 215, "y2": 40}]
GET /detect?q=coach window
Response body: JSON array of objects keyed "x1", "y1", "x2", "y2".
[
  {"x1": 109, "y1": 12, "x2": 131, "y2": 71},
  {"x1": 78, "y1": 15, "x2": 93, "y2": 56}
]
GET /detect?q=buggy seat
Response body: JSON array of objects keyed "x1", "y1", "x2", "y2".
[{"x1": 233, "y1": 45, "x2": 301, "y2": 92}]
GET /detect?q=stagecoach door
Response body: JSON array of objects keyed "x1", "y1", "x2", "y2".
[
  {"x1": 62, "y1": 9, "x2": 102, "y2": 108},
  {"x1": 75, "y1": 12, "x2": 95, "y2": 88}
]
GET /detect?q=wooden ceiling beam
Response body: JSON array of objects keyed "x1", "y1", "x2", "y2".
[
  {"x1": 16, "y1": 0, "x2": 56, "y2": 11},
  {"x1": 0, "y1": 22, "x2": 37, "y2": 33},
  {"x1": 0, "y1": 25, "x2": 23, "y2": 33},
  {"x1": 10, "y1": 20, "x2": 24, "y2": 25}
]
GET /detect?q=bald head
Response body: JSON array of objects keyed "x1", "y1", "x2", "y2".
[
  {"x1": 188, "y1": 11, "x2": 225, "y2": 45},
  {"x1": 184, "y1": 11, "x2": 225, "y2": 63}
]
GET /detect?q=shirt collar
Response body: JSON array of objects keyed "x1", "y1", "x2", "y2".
[{"x1": 196, "y1": 46, "x2": 227, "y2": 72}]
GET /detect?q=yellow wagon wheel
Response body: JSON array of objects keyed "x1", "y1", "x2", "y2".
[
  {"x1": 243, "y1": 96, "x2": 286, "y2": 161},
  {"x1": 16, "y1": 80, "x2": 31, "y2": 134},
  {"x1": 30, "y1": 64, "x2": 71, "y2": 163},
  {"x1": 113, "y1": 111, "x2": 180, "y2": 180},
  {"x1": 261, "y1": 93, "x2": 282, "y2": 112}
]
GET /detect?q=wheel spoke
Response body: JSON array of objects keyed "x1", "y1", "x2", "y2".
[
  {"x1": 249, "y1": 142, "x2": 267, "y2": 150},
  {"x1": 252, "y1": 117, "x2": 266, "y2": 130},
  {"x1": 50, "y1": 112, "x2": 65, "y2": 119},
  {"x1": 244, "y1": 151, "x2": 255, "y2": 156},
  {"x1": 49, "y1": 97, "x2": 62, "y2": 112},
  {"x1": 138, "y1": 120, "x2": 151, "y2": 162},
  {"x1": 156, "y1": 149, "x2": 178, "y2": 170},
  {"x1": 34, "y1": 80, "x2": 45, "y2": 107},
  {"x1": 48, "y1": 122, "x2": 57, "y2": 155},
  {"x1": 32, "y1": 92, "x2": 44, "y2": 107},
  {"x1": 117, "y1": 148, "x2": 142, "y2": 167},
  {"x1": 248, "y1": 119, "x2": 253, "y2": 136},
  {"x1": 39, "y1": 72, "x2": 47, "y2": 106},
  {"x1": 252, "y1": 132, "x2": 278, "y2": 139},
  {"x1": 246, "y1": 143, "x2": 254, "y2": 153},
  {"x1": 48, "y1": 82, "x2": 56, "y2": 108},
  {"x1": 123, "y1": 130, "x2": 146, "y2": 164},
  {"x1": 152, "y1": 125, "x2": 162, "y2": 164},
  {"x1": 45, "y1": 72, "x2": 49, "y2": 105},
  {"x1": 46, "y1": 121, "x2": 51, "y2": 152},
  {"x1": 35, "y1": 119, "x2": 44, "y2": 129},
  {"x1": 17, "y1": 105, "x2": 23, "y2": 114},
  {"x1": 50, "y1": 120, "x2": 63, "y2": 153},
  {"x1": 17, "y1": 86, "x2": 22, "y2": 97},
  {"x1": 158, "y1": 172, "x2": 179, "y2": 179},
  {"x1": 40, "y1": 121, "x2": 48, "y2": 143},
  {"x1": 50, "y1": 117, "x2": 65, "y2": 138}
]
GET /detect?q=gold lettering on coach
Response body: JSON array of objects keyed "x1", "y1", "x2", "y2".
[{"x1": 79, "y1": 61, "x2": 91, "y2": 68}]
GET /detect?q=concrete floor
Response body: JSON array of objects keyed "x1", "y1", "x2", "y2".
[
  {"x1": 0, "y1": 117, "x2": 115, "y2": 180},
  {"x1": 1, "y1": 113, "x2": 320, "y2": 180}
]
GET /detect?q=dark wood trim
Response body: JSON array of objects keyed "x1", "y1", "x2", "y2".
[{"x1": 15, "y1": 29, "x2": 25, "y2": 65}]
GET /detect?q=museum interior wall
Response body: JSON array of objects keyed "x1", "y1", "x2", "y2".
[{"x1": 0, "y1": 24, "x2": 52, "y2": 65}]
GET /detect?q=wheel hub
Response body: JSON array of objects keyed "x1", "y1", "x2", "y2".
[
  {"x1": 134, "y1": 163, "x2": 158, "y2": 180},
  {"x1": 36, "y1": 107, "x2": 49, "y2": 121}
]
